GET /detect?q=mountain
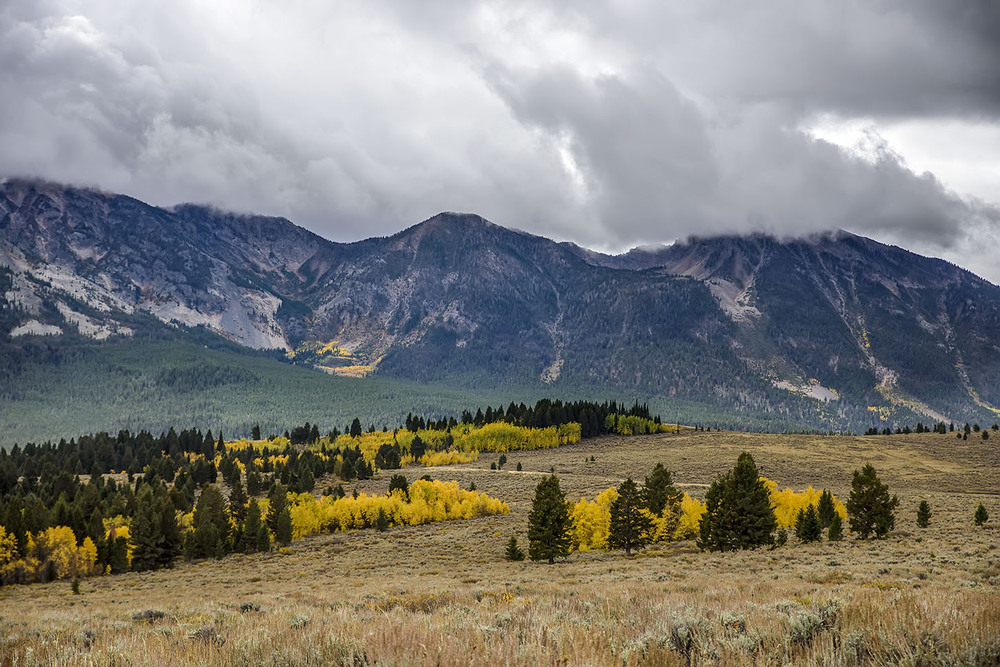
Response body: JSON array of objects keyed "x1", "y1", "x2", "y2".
[{"x1": 3, "y1": 177, "x2": 1000, "y2": 440}]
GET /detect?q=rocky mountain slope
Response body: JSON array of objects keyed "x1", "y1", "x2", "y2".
[{"x1": 3, "y1": 178, "x2": 999, "y2": 431}]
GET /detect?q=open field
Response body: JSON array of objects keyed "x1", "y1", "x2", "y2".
[{"x1": 2, "y1": 430, "x2": 1000, "y2": 665}]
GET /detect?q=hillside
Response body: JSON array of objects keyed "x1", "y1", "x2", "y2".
[{"x1": 3, "y1": 178, "x2": 1000, "y2": 440}]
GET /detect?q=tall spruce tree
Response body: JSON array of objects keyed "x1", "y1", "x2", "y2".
[
  {"x1": 697, "y1": 452, "x2": 776, "y2": 551},
  {"x1": 527, "y1": 475, "x2": 572, "y2": 564},
  {"x1": 228, "y1": 477, "x2": 248, "y2": 523},
  {"x1": 644, "y1": 463, "x2": 682, "y2": 516},
  {"x1": 267, "y1": 484, "x2": 288, "y2": 533},
  {"x1": 608, "y1": 478, "x2": 653, "y2": 556},
  {"x1": 187, "y1": 485, "x2": 229, "y2": 559},
  {"x1": 827, "y1": 512, "x2": 844, "y2": 541},
  {"x1": 846, "y1": 464, "x2": 898, "y2": 539},
  {"x1": 816, "y1": 490, "x2": 836, "y2": 529}
]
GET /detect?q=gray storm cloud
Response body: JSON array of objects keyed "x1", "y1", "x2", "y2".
[{"x1": 1, "y1": 0, "x2": 998, "y2": 279}]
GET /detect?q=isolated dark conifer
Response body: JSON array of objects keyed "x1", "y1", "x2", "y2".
[
  {"x1": 975, "y1": 503, "x2": 989, "y2": 526},
  {"x1": 916, "y1": 500, "x2": 931, "y2": 528},
  {"x1": 846, "y1": 464, "x2": 898, "y2": 539},
  {"x1": 527, "y1": 474, "x2": 572, "y2": 564},
  {"x1": 505, "y1": 536, "x2": 525, "y2": 561},
  {"x1": 697, "y1": 452, "x2": 776, "y2": 551},
  {"x1": 608, "y1": 478, "x2": 653, "y2": 556}
]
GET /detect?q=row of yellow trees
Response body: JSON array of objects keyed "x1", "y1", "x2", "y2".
[{"x1": 569, "y1": 478, "x2": 846, "y2": 551}]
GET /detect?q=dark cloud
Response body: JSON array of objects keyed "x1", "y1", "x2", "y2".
[{"x1": 1, "y1": 0, "x2": 998, "y2": 280}]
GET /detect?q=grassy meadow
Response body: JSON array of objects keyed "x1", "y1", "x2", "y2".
[{"x1": 2, "y1": 430, "x2": 999, "y2": 665}]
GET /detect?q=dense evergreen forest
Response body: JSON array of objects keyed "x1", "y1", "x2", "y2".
[{"x1": 0, "y1": 398, "x2": 662, "y2": 585}]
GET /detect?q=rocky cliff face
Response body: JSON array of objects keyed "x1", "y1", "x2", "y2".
[{"x1": 4, "y1": 178, "x2": 1000, "y2": 429}]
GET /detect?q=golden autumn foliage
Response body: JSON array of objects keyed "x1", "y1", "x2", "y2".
[
  {"x1": 762, "y1": 478, "x2": 847, "y2": 528},
  {"x1": 419, "y1": 450, "x2": 479, "y2": 467},
  {"x1": 604, "y1": 415, "x2": 665, "y2": 436},
  {"x1": 0, "y1": 526, "x2": 99, "y2": 584},
  {"x1": 325, "y1": 422, "x2": 582, "y2": 467},
  {"x1": 287, "y1": 480, "x2": 509, "y2": 540},
  {"x1": 570, "y1": 487, "x2": 618, "y2": 551},
  {"x1": 570, "y1": 488, "x2": 706, "y2": 550}
]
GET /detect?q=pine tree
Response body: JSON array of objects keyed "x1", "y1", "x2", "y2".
[
  {"x1": 274, "y1": 506, "x2": 293, "y2": 545},
  {"x1": 527, "y1": 475, "x2": 572, "y2": 564},
  {"x1": 388, "y1": 474, "x2": 409, "y2": 498},
  {"x1": 251, "y1": 425, "x2": 261, "y2": 440},
  {"x1": 816, "y1": 489, "x2": 836, "y2": 529},
  {"x1": 504, "y1": 536, "x2": 525, "y2": 561},
  {"x1": 644, "y1": 463, "x2": 681, "y2": 516},
  {"x1": 228, "y1": 477, "x2": 248, "y2": 523},
  {"x1": 827, "y1": 512, "x2": 844, "y2": 541},
  {"x1": 916, "y1": 500, "x2": 931, "y2": 528},
  {"x1": 846, "y1": 464, "x2": 899, "y2": 539},
  {"x1": 608, "y1": 478, "x2": 653, "y2": 556},
  {"x1": 350, "y1": 418, "x2": 363, "y2": 438},
  {"x1": 375, "y1": 508, "x2": 389, "y2": 532},
  {"x1": 410, "y1": 435, "x2": 426, "y2": 462},
  {"x1": 975, "y1": 503, "x2": 989, "y2": 526},
  {"x1": 795, "y1": 505, "x2": 822, "y2": 543},
  {"x1": 697, "y1": 452, "x2": 776, "y2": 551},
  {"x1": 267, "y1": 484, "x2": 287, "y2": 533},
  {"x1": 187, "y1": 485, "x2": 229, "y2": 559},
  {"x1": 242, "y1": 498, "x2": 264, "y2": 553}
]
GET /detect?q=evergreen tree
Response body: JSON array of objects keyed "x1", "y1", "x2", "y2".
[
  {"x1": 608, "y1": 478, "x2": 653, "y2": 556},
  {"x1": 916, "y1": 500, "x2": 931, "y2": 528},
  {"x1": 816, "y1": 489, "x2": 836, "y2": 529},
  {"x1": 228, "y1": 477, "x2": 248, "y2": 523},
  {"x1": 267, "y1": 484, "x2": 287, "y2": 533},
  {"x1": 697, "y1": 452, "x2": 776, "y2": 551},
  {"x1": 975, "y1": 503, "x2": 989, "y2": 526},
  {"x1": 187, "y1": 485, "x2": 229, "y2": 559},
  {"x1": 130, "y1": 485, "x2": 182, "y2": 571},
  {"x1": 375, "y1": 508, "x2": 389, "y2": 532},
  {"x1": 251, "y1": 425, "x2": 261, "y2": 440},
  {"x1": 355, "y1": 458, "x2": 373, "y2": 480},
  {"x1": 388, "y1": 474, "x2": 409, "y2": 498},
  {"x1": 410, "y1": 435, "x2": 426, "y2": 462},
  {"x1": 504, "y1": 536, "x2": 525, "y2": 561},
  {"x1": 240, "y1": 498, "x2": 262, "y2": 553},
  {"x1": 846, "y1": 464, "x2": 899, "y2": 539},
  {"x1": 527, "y1": 475, "x2": 572, "y2": 564},
  {"x1": 795, "y1": 505, "x2": 822, "y2": 543},
  {"x1": 274, "y1": 506, "x2": 293, "y2": 545},
  {"x1": 350, "y1": 418, "x2": 363, "y2": 438},
  {"x1": 644, "y1": 463, "x2": 681, "y2": 516},
  {"x1": 827, "y1": 512, "x2": 844, "y2": 541}
]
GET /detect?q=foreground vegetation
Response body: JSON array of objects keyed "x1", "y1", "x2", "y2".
[{"x1": 2, "y1": 429, "x2": 999, "y2": 665}]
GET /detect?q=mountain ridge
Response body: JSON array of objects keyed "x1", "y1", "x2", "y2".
[{"x1": 3, "y1": 177, "x2": 1000, "y2": 433}]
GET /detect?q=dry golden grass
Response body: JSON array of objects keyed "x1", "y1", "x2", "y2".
[{"x1": 2, "y1": 430, "x2": 1000, "y2": 665}]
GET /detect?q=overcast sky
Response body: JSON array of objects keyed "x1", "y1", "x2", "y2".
[{"x1": 3, "y1": 1, "x2": 1000, "y2": 280}]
